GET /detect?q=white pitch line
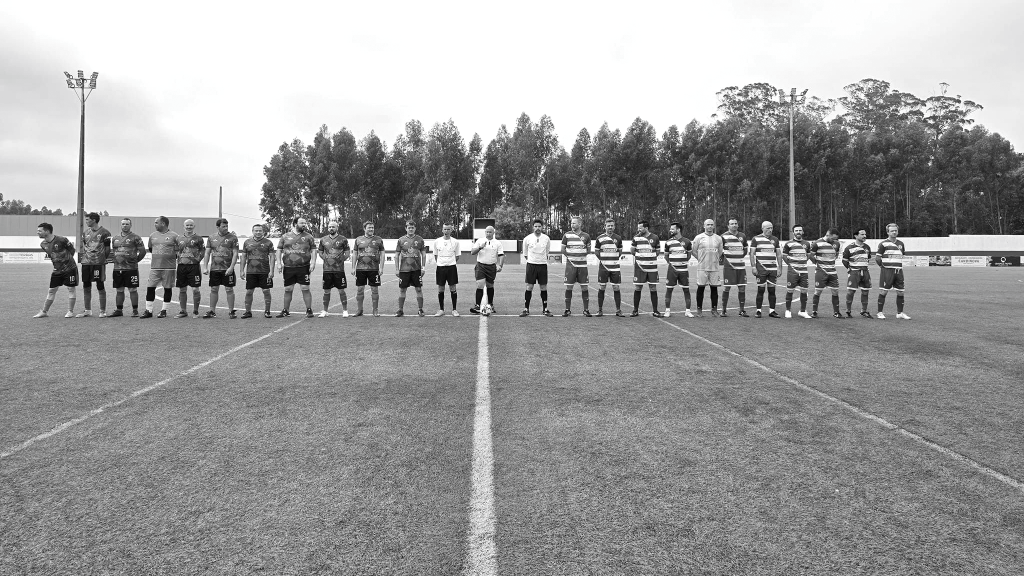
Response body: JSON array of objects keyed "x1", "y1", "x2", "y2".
[
  {"x1": 0, "y1": 318, "x2": 306, "y2": 460},
  {"x1": 654, "y1": 317, "x2": 1024, "y2": 495},
  {"x1": 465, "y1": 310, "x2": 497, "y2": 575}
]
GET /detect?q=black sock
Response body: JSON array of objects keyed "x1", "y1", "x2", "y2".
[
  {"x1": 146, "y1": 286, "x2": 156, "y2": 302},
  {"x1": 786, "y1": 292, "x2": 793, "y2": 311},
  {"x1": 696, "y1": 285, "x2": 705, "y2": 309},
  {"x1": 525, "y1": 290, "x2": 532, "y2": 308},
  {"x1": 476, "y1": 289, "x2": 484, "y2": 306},
  {"x1": 878, "y1": 293, "x2": 887, "y2": 313},
  {"x1": 163, "y1": 288, "x2": 172, "y2": 303},
  {"x1": 722, "y1": 289, "x2": 730, "y2": 311},
  {"x1": 541, "y1": 290, "x2": 548, "y2": 309},
  {"x1": 861, "y1": 291, "x2": 869, "y2": 312},
  {"x1": 451, "y1": 292, "x2": 457, "y2": 309},
  {"x1": 613, "y1": 290, "x2": 621, "y2": 309},
  {"x1": 832, "y1": 293, "x2": 840, "y2": 313},
  {"x1": 565, "y1": 289, "x2": 572, "y2": 310},
  {"x1": 487, "y1": 287, "x2": 494, "y2": 307},
  {"x1": 767, "y1": 287, "x2": 776, "y2": 309},
  {"x1": 598, "y1": 289, "x2": 605, "y2": 310},
  {"x1": 684, "y1": 288, "x2": 691, "y2": 309},
  {"x1": 649, "y1": 290, "x2": 658, "y2": 311},
  {"x1": 812, "y1": 293, "x2": 820, "y2": 312},
  {"x1": 633, "y1": 290, "x2": 641, "y2": 310},
  {"x1": 738, "y1": 288, "x2": 745, "y2": 311},
  {"x1": 896, "y1": 293, "x2": 904, "y2": 313},
  {"x1": 116, "y1": 291, "x2": 125, "y2": 310},
  {"x1": 846, "y1": 291, "x2": 854, "y2": 312},
  {"x1": 438, "y1": 293, "x2": 445, "y2": 310},
  {"x1": 710, "y1": 287, "x2": 718, "y2": 309},
  {"x1": 665, "y1": 287, "x2": 674, "y2": 309},
  {"x1": 800, "y1": 292, "x2": 807, "y2": 312}
]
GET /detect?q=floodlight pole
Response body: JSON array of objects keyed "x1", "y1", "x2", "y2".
[
  {"x1": 65, "y1": 71, "x2": 98, "y2": 252},
  {"x1": 779, "y1": 88, "x2": 806, "y2": 239}
]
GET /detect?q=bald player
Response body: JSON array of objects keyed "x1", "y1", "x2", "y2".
[
  {"x1": 316, "y1": 220, "x2": 350, "y2": 318},
  {"x1": 692, "y1": 218, "x2": 724, "y2": 317},
  {"x1": 749, "y1": 220, "x2": 782, "y2": 318},
  {"x1": 276, "y1": 216, "x2": 316, "y2": 318},
  {"x1": 174, "y1": 219, "x2": 206, "y2": 318},
  {"x1": 141, "y1": 216, "x2": 178, "y2": 318},
  {"x1": 471, "y1": 226, "x2": 504, "y2": 314},
  {"x1": 561, "y1": 216, "x2": 592, "y2": 316}
]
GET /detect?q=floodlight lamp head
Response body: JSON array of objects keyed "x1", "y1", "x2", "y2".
[
  {"x1": 77, "y1": 70, "x2": 84, "y2": 79},
  {"x1": 64, "y1": 71, "x2": 73, "y2": 79}
]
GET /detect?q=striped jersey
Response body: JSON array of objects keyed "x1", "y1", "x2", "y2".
[
  {"x1": 318, "y1": 234, "x2": 350, "y2": 272},
  {"x1": 40, "y1": 235, "x2": 77, "y2": 274},
  {"x1": 176, "y1": 233, "x2": 206, "y2": 265},
  {"x1": 208, "y1": 232, "x2": 239, "y2": 271},
  {"x1": 243, "y1": 238, "x2": 275, "y2": 274},
  {"x1": 277, "y1": 231, "x2": 315, "y2": 268},
  {"x1": 721, "y1": 231, "x2": 747, "y2": 269},
  {"x1": 562, "y1": 231, "x2": 591, "y2": 268},
  {"x1": 595, "y1": 233, "x2": 622, "y2": 271},
  {"x1": 782, "y1": 239, "x2": 811, "y2": 274},
  {"x1": 665, "y1": 236, "x2": 692, "y2": 271},
  {"x1": 148, "y1": 231, "x2": 180, "y2": 270},
  {"x1": 750, "y1": 234, "x2": 780, "y2": 272},
  {"x1": 842, "y1": 242, "x2": 872, "y2": 270},
  {"x1": 632, "y1": 233, "x2": 660, "y2": 272},
  {"x1": 809, "y1": 238, "x2": 840, "y2": 274},
  {"x1": 80, "y1": 226, "x2": 111, "y2": 265},
  {"x1": 877, "y1": 238, "x2": 906, "y2": 269},
  {"x1": 111, "y1": 232, "x2": 146, "y2": 270}
]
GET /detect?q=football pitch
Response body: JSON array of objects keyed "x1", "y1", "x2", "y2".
[{"x1": 2, "y1": 263, "x2": 1023, "y2": 575}]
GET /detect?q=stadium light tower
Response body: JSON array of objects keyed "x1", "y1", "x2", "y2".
[
  {"x1": 64, "y1": 70, "x2": 99, "y2": 251},
  {"x1": 779, "y1": 87, "x2": 807, "y2": 239}
]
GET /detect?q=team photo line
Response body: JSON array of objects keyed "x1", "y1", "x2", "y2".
[{"x1": 33, "y1": 212, "x2": 913, "y2": 322}]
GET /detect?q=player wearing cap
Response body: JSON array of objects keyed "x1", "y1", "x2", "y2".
[
  {"x1": 109, "y1": 218, "x2": 147, "y2": 317},
  {"x1": 174, "y1": 219, "x2": 205, "y2": 318},
  {"x1": 203, "y1": 218, "x2": 240, "y2": 319},
  {"x1": 561, "y1": 216, "x2": 592, "y2": 317},
  {"x1": 78, "y1": 211, "x2": 110, "y2": 317},
  {"x1": 394, "y1": 220, "x2": 426, "y2": 317},
  {"x1": 33, "y1": 222, "x2": 78, "y2": 318},
  {"x1": 782, "y1": 225, "x2": 812, "y2": 319},
  {"x1": 749, "y1": 221, "x2": 782, "y2": 318},
  {"x1": 876, "y1": 223, "x2": 910, "y2": 319},
  {"x1": 594, "y1": 218, "x2": 624, "y2": 317},
  {"x1": 521, "y1": 219, "x2": 553, "y2": 317},
  {"x1": 239, "y1": 223, "x2": 277, "y2": 319},
  {"x1": 842, "y1": 228, "x2": 873, "y2": 318},
  {"x1": 663, "y1": 222, "x2": 693, "y2": 318},
  {"x1": 809, "y1": 227, "x2": 842, "y2": 318},
  {"x1": 316, "y1": 220, "x2": 350, "y2": 318},
  {"x1": 719, "y1": 218, "x2": 748, "y2": 317},
  {"x1": 471, "y1": 226, "x2": 505, "y2": 314},
  {"x1": 353, "y1": 221, "x2": 386, "y2": 317},
  {"x1": 433, "y1": 223, "x2": 461, "y2": 316},
  {"x1": 141, "y1": 216, "x2": 178, "y2": 319}
]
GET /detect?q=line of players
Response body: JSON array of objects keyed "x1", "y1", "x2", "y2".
[{"x1": 33, "y1": 212, "x2": 910, "y2": 320}]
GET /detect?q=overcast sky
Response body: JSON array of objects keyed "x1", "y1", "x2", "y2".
[{"x1": 2, "y1": 0, "x2": 1021, "y2": 223}]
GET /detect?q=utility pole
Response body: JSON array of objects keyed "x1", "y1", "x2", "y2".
[
  {"x1": 64, "y1": 70, "x2": 99, "y2": 252},
  {"x1": 779, "y1": 88, "x2": 807, "y2": 239},
  {"x1": 219, "y1": 186, "x2": 223, "y2": 218}
]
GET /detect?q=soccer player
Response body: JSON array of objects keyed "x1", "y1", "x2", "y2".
[
  {"x1": 692, "y1": 219, "x2": 724, "y2": 317},
  {"x1": 394, "y1": 220, "x2": 426, "y2": 317},
  {"x1": 34, "y1": 223, "x2": 78, "y2": 318},
  {"x1": 316, "y1": 220, "x2": 350, "y2": 318},
  {"x1": 471, "y1": 226, "x2": 505, "y2": 314},
  {"x1": 720, "y1": 218, "x2": 748, "y2": 317},
  {"x1": 842, "y1": 228, "x2": 873, "y2": 318},
  {"x1": 876, "y1": 223, "x2": 910, "y2": 319},
  {"x1": 782, "y1": 225, "x2": 812, "y2": 319},
  {"x1": 749, "y1": 220, "x2": 782, "y2": 318},
  {"x1": 561, "y1": 216, "x2": 592, "y2": 316},
  {"x1": 663, "y1": 222, "x2": 693, "y2": 318},
  {"x1": 202, "y1": 218, "x2": 239, "y2": 319},
  {"x1": 275, "y1": 216, "x2": 316, "y2": 318},
  {"x1": 809, "y1": 227, "x2": 843, "y2": 318},
  {"x1": 352, "y1": 221, "x2": 386, "y2": 316},
  {"x1": 594, "y1": 218, "x2": 624, "y2": 317},
  {"x1": 109, "y1": 218, "x2": 146, "y2": 317},
  {"x1": 520, "y1": 219, "x2": 553, "y2": 317},
  {"x1": 78, "y1": 212, "x2": 110, "y2": 317},
  {"x1": 141, "y1": 216, "x2": 179, "y2": 318},
  {"x1": 174, "y1": 219, "x2": 205, "y2": 318},
  {"x1": 433, "y1": 223, "x2": 461, "y2": 316},
  {"x1": 239, "y1": 223, "x2": 276, "y2": 319},
  {"x1": 630, "y1": 219, "x2": 661, "y2": 317}
]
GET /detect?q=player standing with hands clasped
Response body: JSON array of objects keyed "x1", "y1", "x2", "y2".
[
  {"x1": 433, "y1": 223, "x2": 461, "y2": 316},
  {"x1": 521, "y1": 219, "x2": 553, "y2": 317},
  {"x1": 692, "y1": 219, "x2": 724, "y2": 317},
  {"x1": 394, "y1": 220, "x2": 426, "y2": 317},
  {"x1": 471, "y1": 226, "x2": 504, "y2": 314}
]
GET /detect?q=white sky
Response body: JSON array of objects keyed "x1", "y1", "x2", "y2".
[{"x1": 2, "y1": 0, "x2": 1021, "y2": 222}]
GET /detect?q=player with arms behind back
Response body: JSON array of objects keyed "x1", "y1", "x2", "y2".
[
  {"x1": 433, "y1": 223, "x2": 461, "y2": 316},
  {"x1": 876, "y1": 223, "x2": 910, "y2": 319},
  {"x1": 239, "y1": 223, "x2": 276, "y2": 319},
  {"x1": 594, "y1": 218, "x2": 624, "y2": 317},
  {"x1": 109, "y1": 218, "x2": 146, "y2": 317},
  {"x1": 34, "y1": 222, "x2": 78, "y2": 318},
  {"x1": 78, "y1": 211, "x2": 110, "y2": 317},
  {"x1": 174, "y1": 219, "x2": 205, "y2": 318},
  {"x1": 521, "y1": 219, "x2": 553, "y2": 317},
  {"x1": 842, "y1": 228, "x2": 873, "y2": 318},
  {"x1": 561, "y1": 216, "x2": 592, "y2": 316}
]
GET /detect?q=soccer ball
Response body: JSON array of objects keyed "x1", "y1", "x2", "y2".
[{"x1": 481, "y1": 304, "x2": 492, "y2": 316}]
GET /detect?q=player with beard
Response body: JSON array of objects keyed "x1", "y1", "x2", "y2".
[
  {"x1": 809, "y1": 227, "x2": 843, "y2": 318},
  {"x1": 719, "y1": 218, "x2": 748, "y2": 317},
  {"x1": 239, "y1": 223, "x2": 276, "y2": 318},
  {"x1": 842, "y1": 228, "x2": 873, "y2": 318},
  {"x1": 782, "y1": 225, "x2": 812, "y2": 319},
  {"x1": 317, "y1": 220, "x2": 350, "y2": 317},
  {"x1": 109, "y1": 218, "x2": 147, "y2": 317},
  {"x1": 353, "y1": 221, "x2": 386, "y2": 316},
  {"x1": 202, "y1": 218, "x2": 239, "y2": 319},
  {"x1": 594, "y1": 218, "x2": 624, "y2": 317},
  {"x1": 749, "y1": 221, "x2": 782, "y2": 318},
  {"x1": 77, "y1": 212, "x2": 110, "y2": 317},
  {"x1": 276, "y1": 217, "x2": 317, "y2": 318}
]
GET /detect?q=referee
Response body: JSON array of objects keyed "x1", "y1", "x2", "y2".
[
  {"x1": 433, "y1": 223, "x2": 461, "y2": 316},
  {"x1": 471, "y1": 226, "x2": 504, "y2": 314}
]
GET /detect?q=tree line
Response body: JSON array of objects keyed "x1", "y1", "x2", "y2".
[{"x1": 259, "y1": 79, "x2": 1024, "y2": 240}]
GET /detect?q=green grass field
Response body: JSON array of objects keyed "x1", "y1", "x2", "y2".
[{"x1": 2, "y1": 262, "x2": 1023, "y2": 575}]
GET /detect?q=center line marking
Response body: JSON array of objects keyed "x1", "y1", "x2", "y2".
[{"x1": 465, "y1": 311, "x2": 496, "y2": 575}]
